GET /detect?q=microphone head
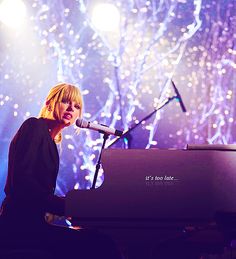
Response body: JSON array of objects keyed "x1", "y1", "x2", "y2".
[{"x1": 76, "y1": 118, "x2": 88, "y2": 128}]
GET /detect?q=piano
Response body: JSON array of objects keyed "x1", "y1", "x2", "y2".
[{"x1": 65, "y1": 149, "x2": 236, "y2": 258}]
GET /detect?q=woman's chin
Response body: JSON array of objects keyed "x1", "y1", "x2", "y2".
[
  {"x1": 60, "y1": 119, "x2": 71, "y2": 127},
  {"x1": 65, "y1": 121, "x2": 71, "y2": 127}
]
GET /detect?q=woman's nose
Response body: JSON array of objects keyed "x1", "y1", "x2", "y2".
[{"x1": 67, "y1": 104, "x2": 74, "y2": 111}]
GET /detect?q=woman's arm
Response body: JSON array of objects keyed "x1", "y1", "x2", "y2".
[{"x1": 7, "y1": 117, "x2": 65, "y2": 216}]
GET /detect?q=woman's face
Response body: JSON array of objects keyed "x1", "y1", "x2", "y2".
[{"x1": 57, "y1": 98, "x2": 81, "y2": 126}]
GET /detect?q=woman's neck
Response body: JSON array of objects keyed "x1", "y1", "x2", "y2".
[{"x1": 44, "y1": 119, "x2": 64, "y2": 140}]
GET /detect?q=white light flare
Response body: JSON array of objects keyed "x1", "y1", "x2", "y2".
[
  {"x1": 0, "y1": 0, "x2": 27, "y2": 29},
  {"x1": 91, "y1": 3, "x2": 120, "y2": 32}
]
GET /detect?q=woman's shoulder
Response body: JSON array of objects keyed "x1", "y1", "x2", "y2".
[{"x1": 19, "y1": 117, "x2": 47, "y2": 132}]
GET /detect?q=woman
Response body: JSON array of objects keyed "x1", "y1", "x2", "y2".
[{"x1": 0, "y1": 83, "x2": 121, "y2": 259}]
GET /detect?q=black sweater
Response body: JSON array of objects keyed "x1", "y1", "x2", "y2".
[{"x1": 1, "y1": 117, "x2": 65, "y2": 224}]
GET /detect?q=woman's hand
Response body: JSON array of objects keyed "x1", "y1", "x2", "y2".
[
  {"x1": 45, "y1": 212, "x2": 59, "y2": 224},
  {"x1": 44, "y1": 213, "x2": 82, "y2": 230}
]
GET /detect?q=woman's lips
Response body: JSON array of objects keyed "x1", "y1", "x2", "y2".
[{"x1": 63, "y1": 113, "x2": 72, "y2": 119}]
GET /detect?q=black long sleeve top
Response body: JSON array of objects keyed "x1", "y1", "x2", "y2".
[{"x1": 1, "y1": 117, "x2": 65, "y2": 224}]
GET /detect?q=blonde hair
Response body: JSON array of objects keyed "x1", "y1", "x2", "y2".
[{"x1": 39, "y1": 83, "x2": 83, "y2": 143}]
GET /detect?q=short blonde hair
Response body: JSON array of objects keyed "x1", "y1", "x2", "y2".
[{"x1": 39, "y1": 83, "x2": 83, "y2": 143}]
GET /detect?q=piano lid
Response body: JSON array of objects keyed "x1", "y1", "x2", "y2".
[{"x1": 65, "y1": 149, "x2": 236, "y2": 221}]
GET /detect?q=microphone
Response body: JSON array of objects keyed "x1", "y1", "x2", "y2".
[
  {"x1": 76, "y1": 118, "x2": 123, "y2": 137},
  {"x1": 171, "y1": 80, "x2": 187, "y2": 113}
]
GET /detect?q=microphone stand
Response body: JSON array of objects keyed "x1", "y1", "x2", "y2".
[
  {"x1": 91, "y1": 132, "x2": 109, "y2": 189},
  {"x1": 106, "y1": 96, "x2": 177, "y2": 148},
  {"x1": 91, "y1": 92, "x2": 184, "y2": 187}
]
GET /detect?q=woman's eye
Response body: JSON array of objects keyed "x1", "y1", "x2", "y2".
[
  {"x1": 75, "y1": 105, "x2": 80, "y2": 110},
  {"x1": 62, "y1": 99, "x2": 69, "y2": 104}
]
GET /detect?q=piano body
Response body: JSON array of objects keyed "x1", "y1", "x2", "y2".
[{"x1": 65, "y1": 149, "x2": 236, "y2": 257}]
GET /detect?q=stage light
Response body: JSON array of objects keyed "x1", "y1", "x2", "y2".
[
  {"x1": 91, "y1": 3, "x2": 120, "y2": 31},
  {"x1": 0, "y1": 0, "x2": 26, "y2": 29}
]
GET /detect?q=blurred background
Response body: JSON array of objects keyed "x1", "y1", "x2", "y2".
[{"x1": 0, "y1": 0, "x2": 235, "y2": 203}]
